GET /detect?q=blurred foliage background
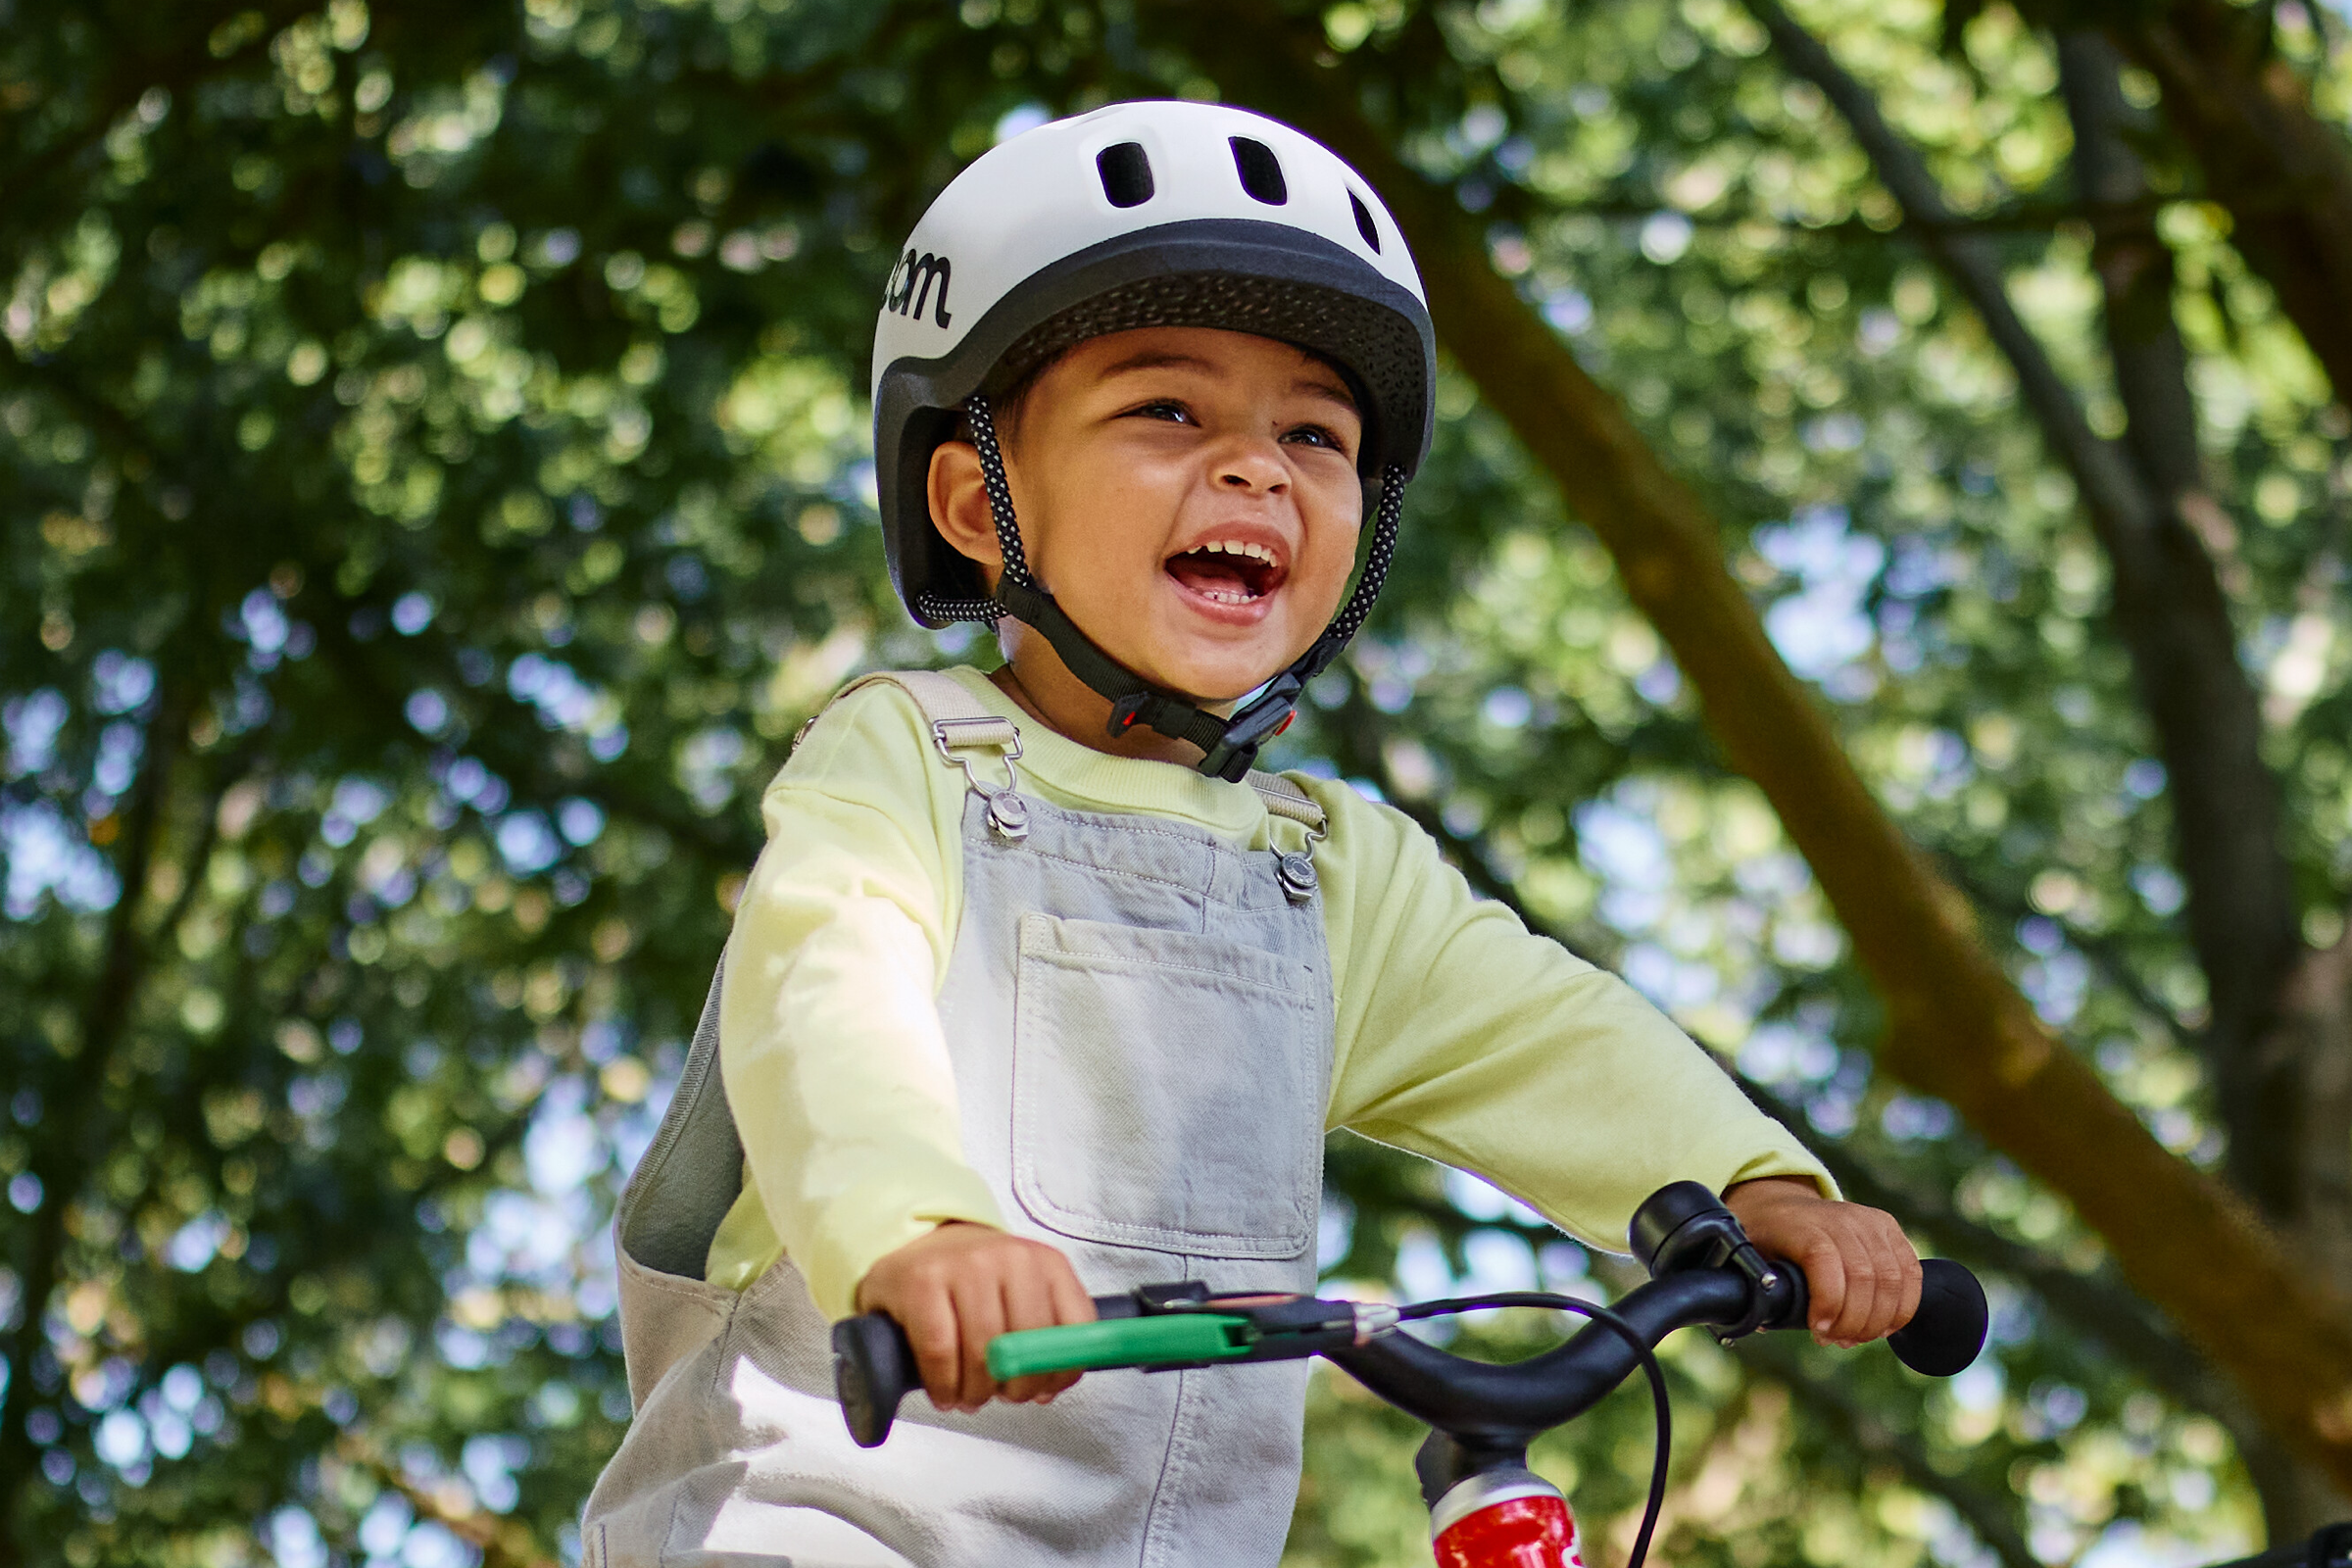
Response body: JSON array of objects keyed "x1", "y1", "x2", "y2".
[{"x1": 8, "y1": 0, "x2": 2352, "y2": 1565}]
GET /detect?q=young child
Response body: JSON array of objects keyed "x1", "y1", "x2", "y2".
[{"x1": 582, "y1": 101, "x2": 1920, "y2": 1568}]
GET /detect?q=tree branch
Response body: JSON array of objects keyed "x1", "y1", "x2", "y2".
[
  {"x1": 2111, "y1": 0, "x2": 2352, "y2": 410},
  {"x1": 0, "y1": 689, "x2": 204, "y2": 1540}
]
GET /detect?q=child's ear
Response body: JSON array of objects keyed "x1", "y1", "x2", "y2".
[{"x1": 928, "y1": 440, "x2": 1004, "y2": 578}]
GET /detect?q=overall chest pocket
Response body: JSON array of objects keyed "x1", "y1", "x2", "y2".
[{"x1": 1010, "y1": 913, "x2": 1324, "y2": 1258}]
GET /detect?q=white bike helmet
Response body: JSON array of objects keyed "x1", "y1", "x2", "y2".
[{"x1": 871, "y1": 100, "x2": 1436, "y2": 780}]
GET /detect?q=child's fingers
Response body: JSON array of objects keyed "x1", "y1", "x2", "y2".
[
  {"x1": 1892, "y1": 1241, "x2": 1924, "y2": 1332},
  {"x1": 1826, "y1": 1238, "x2": 1886, "y2": 1348},
  {"x1": 996, "y1": 1263, "x2": 1068, "y2": 1404},
  {"x1": 1802, "y1": 1237, "x2": 1848, "y2": 1347},
  {"x1": 1046, "y1": 1258, "x2": 1097, "y2": 1328},
  {"x1": 1826, "y1": 1216, "x2": 1918, "y2": 1346},
  {"x1": 904, "y1": 1293, "x2": 966, "y2": 1412},
  {"x1": 949, "y1": 1277, "x2": 1007, "y2": 1412},
  {"x1": 1857, "y1": 1219, "x2": 1922, "y2": 1343}
]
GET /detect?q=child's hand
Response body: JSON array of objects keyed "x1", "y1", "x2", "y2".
[
  {"x1": 854, "y1": 1221, "x2": 1097, "y2": 1412},
  {"x1": 1725, "y1": 1177, "x2": 1921, "y2": 1349}
]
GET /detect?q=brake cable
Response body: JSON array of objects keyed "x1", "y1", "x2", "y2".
[{"x1": 1395, "y1": 1291, "x2": 1672, "y2": 1568}]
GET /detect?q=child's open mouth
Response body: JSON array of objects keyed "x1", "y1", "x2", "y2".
[{"x1": 1165, "y1": 539, "x2": 1288, "y2": 607}]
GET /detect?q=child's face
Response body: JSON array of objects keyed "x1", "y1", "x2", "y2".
[{"x1": 939, "y1": 325, "x2": 1366, "y2": 705}]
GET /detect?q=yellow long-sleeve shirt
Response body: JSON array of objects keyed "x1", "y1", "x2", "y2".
[{"x1": 706, "y1": 667, "x2": 1830, "y2": 1317}]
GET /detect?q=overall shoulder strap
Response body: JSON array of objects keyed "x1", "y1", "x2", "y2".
[
  {"x1": 808, "y1": 670, "x2": 1323, "y2": 832},
  {"x1": 800, "y1": 669, "x2": 1021, "y2": 759},
  {"x1": 1246, "y1": 769, "x2": 1328, "y2": 834}
]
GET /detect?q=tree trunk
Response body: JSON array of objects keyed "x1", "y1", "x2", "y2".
[
  {"x1": 2059, "y1": 33, "x2": 2346, "y2": 1540},
  {"x1": 2054, "y1": 28, "x2": 2307, "y2": 1231},
  {"x1": 1145, "y1": 0, "x2": 2352, "y2": 1494}
]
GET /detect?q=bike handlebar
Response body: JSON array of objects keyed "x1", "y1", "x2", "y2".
[{"x1": 829, "y1": 1185, "x2": 1989, "y2": 1449}]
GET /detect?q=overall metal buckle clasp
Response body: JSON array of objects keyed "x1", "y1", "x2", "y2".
[{"x1": 931, "y1": 717, "x2": 1029, "y2": 841}]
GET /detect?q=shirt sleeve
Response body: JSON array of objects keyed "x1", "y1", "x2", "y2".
[
  {"x1": 1309, "y1": 781, "x2": 1834, "y2": 1252},
  {"x1": 708, "y1": 682, "x2": 1005, "y2": 1318}
]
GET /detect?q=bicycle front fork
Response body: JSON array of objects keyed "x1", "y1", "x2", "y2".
[{"x1": 1428, "y1": 1465, "x2": 1583, "y2": 1568}]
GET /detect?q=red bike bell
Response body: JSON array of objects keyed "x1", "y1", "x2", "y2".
[{"x1": 1430, "y1": 1469, "x2": 1583, "y2": 1568}]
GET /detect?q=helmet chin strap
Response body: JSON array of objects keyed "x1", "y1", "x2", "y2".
[{"x1": 914, "y1": 393, "x2": 1404, "y2": 783}]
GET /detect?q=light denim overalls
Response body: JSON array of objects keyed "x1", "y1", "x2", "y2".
[{"x1": 582, "y1": 672, "x2": 1338, "y2": 1568}]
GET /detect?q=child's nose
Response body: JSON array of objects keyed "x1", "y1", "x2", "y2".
[{"x1": 1216, "y1": 442, "x2": 1289, "y2": 493}]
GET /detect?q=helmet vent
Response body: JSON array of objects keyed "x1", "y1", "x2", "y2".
[
  {"x1": 1229, "y1": 136, "x2": 1288, "y2": 205},
  {"x1": 1096, "y1": 142, "x2": 1154, "y2": 209},
  {"x1": 1349, "y1": 190, "x2": 1382, "y2": 253}
]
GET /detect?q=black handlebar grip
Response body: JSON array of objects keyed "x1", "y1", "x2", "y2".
[
  {"x1": 1887, "y1": 1258, "x2": 1987, "y2": 1377},
  {"x1": 832, "y1": 1293, "x2": 1143, "y2": 1448},
  {"x1": 832, "y1": 1312, "x2": 921, "y2": 1449}
]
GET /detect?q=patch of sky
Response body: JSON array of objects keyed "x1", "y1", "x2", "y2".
[
  {"x1": 140, "y1": 1382, "x2": 194, "y2": 1460},
  {"x1": 1481, "y1": 686, "x2": 1533, "y2": 729},
  {"x1": 524, "y1": 1076, "x2": 602, "y2": 1194},
  {"x1": 440, "y1": 756, "x2": 512, "y2": 814},
  {"x1": 1757, "y1": 505, "x2": 1884, "y2": 681},
  {"x1": 557, "y1": 798, "x2": 605, "y2": 846},
  {"x1": 1640, "y1": 212, "x2": 1692, "y2": 264},
  {"x1": 1318, "y1": 1199, "x2": 1354, "y2": 1272},
  {"x1": 2017, "y1": 914, "x2": 2065, "y2": 956},
  {"x1": 168, "y1": 1211, "x2": 233, "y2": 1272},
  {"x1": 1542, "y1": 288, "x2": 1592, "y2": 335},
  {"x1": 239, "y1": 588, "x2": 290, "y2": 660},
  {"x1": 269, "y1": 1506, "x2": 329, "y2": 1568},
  {"x1": 508, "y1": 653, "x2": 599, "y2": 729},
  {"x1": 2081, "y1": 1521, "x2": 2251, "y2": 1568},
  {"x1": 4, "y1": 689, "x2": 68, "y2": 777},
  {"x1": 1742, "y1": 1010, "x2": 1826, "y2": 1076},
  {"x1": 359, "y1": 1495, "x2": 414, "y2": 1561},
  {"x1": 1801, "y1": 412, "x2": 1865, "y2": 453},
  {"x1": 391, "y1": 592, "x2": 436, "y2": 636},
  {"x1": 89, "y1": 650, "x2": 155, "y2": 715},
  {"x1": 95, "y1": 1407, "x2": 146, "y2": 1470},
  {"x1": 1446, "y1": 1168, "x2": 1545, "y2": 1228},
  {"x1": 677, "y1": 726, "x2": 748, "y2": 811},
  {"x1": 1458, "y1": 103, "x2": 1509, "y2": 151},
  {"x1": 495, "y1": 809, "x2": 563, "y2": 875},
  {"x1": 2132, "y1": 863, "x2": 2184, "y2": 916},
  {"x1": 1395, "y1": 1231, "x2": 1456, "y2": 1306},
  {"x1": 1883, "y1": 537, "x2": 1947, "y2": 599},
  {"x1": 2, "y1": 801, "x2": 121, "y2": 918},
  {"x1": 321, "y1": 776, "x2": 393, "y2": 847},
  {"x1": 90, "y1": 719, "x2": 141, "y2": 799},
  {"x1": 1621, "y1": 941, "x2": 1717, "y2": 1011},
  {"x1": 1881, "y1": 1093, "x2": 1956, "y2": 1142},
  {"x1": 2123, "y1": 759, "x2": 2167, "y2": 800},
  {"x1": 1462, "y1": 1230, "x2": 1538, "y2": 1298},
  {"x1": 2022, "y1": 947, "x2": 2090, "y2": 1028},
  {"x1": 406, "y1": 688, "x2": 451, "y2": 737},
  {"x1": 462, "y1": 1435, "x2": 527, "y2": 1513},
  {"x1": 995, "y1": 101, "x2": 1051, "y2": 143},
  {"x1": 1574, "y1": 796, "x2": 1669, "y2": 932}
]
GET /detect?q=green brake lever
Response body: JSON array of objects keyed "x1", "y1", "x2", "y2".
[{"x1": 987, "y1": 1312, "x2": 1256, "y2": 1381}]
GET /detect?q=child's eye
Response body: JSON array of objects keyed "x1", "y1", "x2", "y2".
[
  {"x1": 1125, "y1": 400, "x2": 1193, "y2": 424},
  {"x1": 1281, "y1": 423, "x2": 1348, "y2": 453}
]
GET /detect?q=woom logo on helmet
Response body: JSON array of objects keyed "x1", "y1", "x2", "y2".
[{"x1": 883, "y1": 249, "x2": 954, "y2": 328}]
